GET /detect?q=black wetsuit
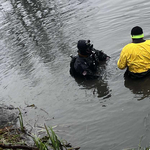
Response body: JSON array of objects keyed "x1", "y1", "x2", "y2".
[{"x1": 70, "y1": 49, "x2": 109, "y2": 78}]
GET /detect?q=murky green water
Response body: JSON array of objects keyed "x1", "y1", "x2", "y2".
[{"x1": 1, "y1": 0, "x2": 150, "y2": 149}]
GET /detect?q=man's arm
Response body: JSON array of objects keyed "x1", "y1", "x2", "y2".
[{"x1": 117, "y1": 50, "x2": 127, "y2": 70}]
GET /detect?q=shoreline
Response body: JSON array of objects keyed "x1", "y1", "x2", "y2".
[{"x1": 0, "y1": 104, "x2": 80, "y2": 150}]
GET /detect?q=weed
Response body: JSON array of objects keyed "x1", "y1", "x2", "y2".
[
  {"x1": 32, "y1": 135, "x2": 48, "y2": 150},
  {"x1": 44, "y1": 124, "x2": 64, "y2": 150},
  {"x1": 17, "y1": 108, "x2": 25, "y2": 132}
]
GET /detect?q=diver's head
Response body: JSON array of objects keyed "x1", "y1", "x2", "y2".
[
  {"x1": 131, "y1": 26, "x2": 144, "y2": 39},
  {"x1": 77, "y1": 40, "x2": 93, "y2": 55}
]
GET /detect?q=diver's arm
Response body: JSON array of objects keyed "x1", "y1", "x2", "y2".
[{"x1": 92, "y1": 49, "x2": 110, "y2": 61}]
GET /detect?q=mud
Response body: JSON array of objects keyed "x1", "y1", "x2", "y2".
[{"x1": 0, "y1": 105, "x2": 18, "y2": 129}]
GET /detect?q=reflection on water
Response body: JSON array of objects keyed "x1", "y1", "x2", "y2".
[
  {"x1": 75, "y1": 77, "x2": 111, "y2": 98},
  {"x1": 124, "y1": 73, "x2": 150, "y2": 101},
  {"x1": 0, "y1": 0, "x2": 71, "y2": 83},
  {"x1": 10, "y1": 0, "x2": 55, "y2": 62},
  {"x1": 74, "y1": 62, "x2": 111, "y2": 99}
]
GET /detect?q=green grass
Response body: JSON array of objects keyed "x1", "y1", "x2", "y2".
[
  {"x1": 32, "y1": 135, "x2": 48, "y2": 150},
  {"x1": 44, "y1": 124, "x2": 64, "y2": 150},
  {"x1": 0, "y1": 109, "x2": 79, "y2": 150},
  {"x1": 17, "y1": 108, "x2": 25, "y2": 132},
  {"x1": 32, "y1": 124, "x2": 67, "y2": 150}
]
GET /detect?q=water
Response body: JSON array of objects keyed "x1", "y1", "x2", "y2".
[{"x1": 1, "y1": 0, "x2": 150, "y2": 149}]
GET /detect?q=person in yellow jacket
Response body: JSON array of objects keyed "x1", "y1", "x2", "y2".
[{"x1": 117, "y1": 26, "x2": 150, "y2": 78}]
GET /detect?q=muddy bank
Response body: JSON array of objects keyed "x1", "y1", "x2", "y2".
[
  {"x1": 0, "y1": 104, "x2": 80, "y2": 150},
  {"x1": 0, "y1": 105, "x2": 18, "y2": 129}
]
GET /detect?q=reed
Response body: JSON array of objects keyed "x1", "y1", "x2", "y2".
[
  {"x1": 17, "y1": 108, "x2": 25, "y2": 132},
  {"x1": 32, "y1": 135, "x2": 48, "y2": 150},
  {"x1": 44, "y1": 124, "x2": 64, "y2": 150}
]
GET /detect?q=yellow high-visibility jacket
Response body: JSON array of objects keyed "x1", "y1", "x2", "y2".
[{"x1": 117, "y1": 40, "x2": 150, "y2": 73}]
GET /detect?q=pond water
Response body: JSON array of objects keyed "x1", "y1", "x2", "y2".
[{"x1": 1, "y1": 0, "x2": 150, "y2": 149}]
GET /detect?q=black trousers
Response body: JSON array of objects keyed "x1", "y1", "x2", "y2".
[{"x1": 124, "y1": 68, "x2": 150, "y2": 79}]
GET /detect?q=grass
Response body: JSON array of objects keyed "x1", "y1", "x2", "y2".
[
  {"x1": 123, "y1": 138, "x2": 150, "y2": 150},
  {"x1": 0, "y1": 108, "x2": 80, "y2": 150},
  {"x1": 32, "y1": 135, "x2": 48, "y2": 150},
  {"x1": 45, "y1": 124, "x2": 64, "y2": 150},
  {"x1": 124, "y1": 148, "x2": 150, "y2": 150},
  {"x1": 32, "y1": 124, "x2": 77, "y2": 150},
  {"x1": 0, "y1": 126, "x2": 26, "y2": 150},
  {"x1": 32, "y1": 125, "x2": 65, "y2": 150},
  {"x1": 3, "y1": 108, "x2": 150, "y2": 150},
  {"x1": 17, "y1": 108, "x2": 25, "y2": 133}
]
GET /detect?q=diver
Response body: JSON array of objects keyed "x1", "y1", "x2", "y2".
[{"x1": 70, "y1": 40, "x2": 110, "y2": 79}]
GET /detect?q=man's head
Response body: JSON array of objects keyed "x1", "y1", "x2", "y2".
[
  {"x1": 131, "y1": 26, "x2": 144, "y2": 39},
  {"x1": 77, "y1": 40, "x2": 93, "y2": 55}
]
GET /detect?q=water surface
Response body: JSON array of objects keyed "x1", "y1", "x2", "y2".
[{"x1": 1, "y1": 0, "x2": 150, "y2": 149}]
